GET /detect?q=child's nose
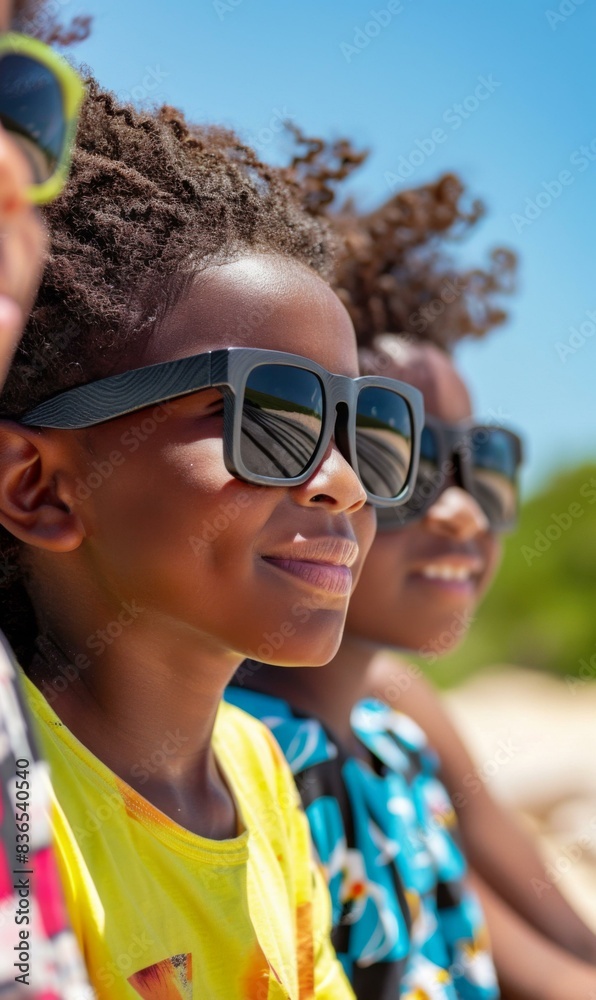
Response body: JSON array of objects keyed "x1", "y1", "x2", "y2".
[
  {"x1": 423, "y1": 485, "x2": 490, "y2": 540},
  {"x1": 292, "y1": 440, "x2": 368, "y2": 515}
]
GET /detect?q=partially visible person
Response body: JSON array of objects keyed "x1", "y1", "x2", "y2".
[
  {"x1": 331, "y1": 164, "x2": 596, "y2": 993},
  {"x1": 231, "y1": 156, "x2": 596, "y2": 998},
  {"x1": 352, "y1": 336, "x2": 596, "y2": 999},
  {"x1": 0, "y1": 3, "x2": 87, "y2": 995},
  {"x1": 325, "y1": 164, "x2": 596, "y2": 991},
  {"x1": 0, "y1": 0, "x2": 46, "y2": 385}
]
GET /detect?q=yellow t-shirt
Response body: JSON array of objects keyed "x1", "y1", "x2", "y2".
[{"x1": 24, "y1": 678, "x2": 352, "y2": 1000}]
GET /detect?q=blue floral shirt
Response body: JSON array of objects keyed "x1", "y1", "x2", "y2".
[{"x1": 226, "y1": 687, "x2": 499, "y2": 1000}]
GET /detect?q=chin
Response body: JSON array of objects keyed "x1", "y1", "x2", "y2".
[
  {"x1": 397, "y1": 621, "x2": 468, "y2": 660},
  {"x1": 245, "y1": 618, "x2": 344, "y2": 668}
]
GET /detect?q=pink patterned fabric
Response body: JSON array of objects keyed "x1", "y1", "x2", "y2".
[{"x1": 0, "y1": 634, "x2": 90, "y2": 997}]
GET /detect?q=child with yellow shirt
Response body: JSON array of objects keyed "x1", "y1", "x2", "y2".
[{"x1": 0, "y1": 80, "x2": 423, "y2": 998}]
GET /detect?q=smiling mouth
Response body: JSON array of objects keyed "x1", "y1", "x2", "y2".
[
  {"x1": 419, "y1": 564, "x2": 478, "y2": 583},
  {"x1": 261, "y1": 537, "x2": 358, "y2": 598},
  {"x1": 409, "y1": 555, "x2": 486, "y2": 592}
]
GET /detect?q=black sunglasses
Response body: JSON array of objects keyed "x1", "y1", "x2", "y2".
[
  {"x1": 20, "y1": 348, "x2": 424, "y2": 507},
  {"x1": 376, "y1": 416, "x2": 523, "y2": 531}
]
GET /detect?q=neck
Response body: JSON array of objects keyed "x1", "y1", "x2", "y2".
[
  {"x1": 29, "y1": 605, "x2": 241, "y2": 838},
  {"x1": 243, "y1": 631, "x2": 384, "y2": 748}
]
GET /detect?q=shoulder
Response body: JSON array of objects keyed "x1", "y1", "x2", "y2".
[
  {"x1": 352, "y1": 698, "x2": 439, "y2": 775},
  {"x1": 215, "y1": 699, "x2": 283, "y2": 767},
  {"x1": 223, "y1": 687, "x2": 338, "y2": 775},
  {"x1": 215, "y1": 700, "x2": 302, "y2": 808},
  {"x1": 353, "y1": 697, "x2": 428, "y2": 748}
]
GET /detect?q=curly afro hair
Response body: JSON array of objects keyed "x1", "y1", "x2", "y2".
[
  {"x1": 12, "y1": 0, "x2": 91, "y2": 45},
  {"x1": 284, "y1": 129, "x2": 517, "y2": 353}
]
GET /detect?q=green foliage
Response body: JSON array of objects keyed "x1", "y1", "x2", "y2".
[{"x1": 426, "y1": 464, "x2": 596, "y2": 688}]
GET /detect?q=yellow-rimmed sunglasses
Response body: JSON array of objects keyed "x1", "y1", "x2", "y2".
[{"x1": 0, "y1": 33, "x2": 85, "y2": 204}]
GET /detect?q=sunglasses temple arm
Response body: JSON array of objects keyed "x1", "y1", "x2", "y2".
[{"x1": 20, "y1": 353, "x2": 214, "y2": 429}]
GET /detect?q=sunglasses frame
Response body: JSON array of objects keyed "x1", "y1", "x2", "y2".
[
  {"x1": 20, "y1": 347, "x2": 424, "y2": 507},
  {"x1": 376, "y1": 415, "x2": 523, "y2": 531},
  {"x1": 0, "y1": 33, "x2": 85, "y2": 204}
]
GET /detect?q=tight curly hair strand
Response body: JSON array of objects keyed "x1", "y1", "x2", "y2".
[{"x1": 284, "y1": 130, "x2": 517, "y2": 352}]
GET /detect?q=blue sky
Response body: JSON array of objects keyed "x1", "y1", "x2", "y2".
[{"x1": 68, "y1": 0, "x2": 595, "y2": 496}]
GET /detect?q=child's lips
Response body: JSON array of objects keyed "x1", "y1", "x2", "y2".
[
  {"x1": 262, "y1": 557, "x2": 353, "y2": 597},
  {"x1": 261, "y1": 537, "x2": 358, "y2": 597},
  {"x1": 408, "y1": 556, "x2": 484, "y2": 593}
]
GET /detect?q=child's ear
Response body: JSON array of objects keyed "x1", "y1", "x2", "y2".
[{"x1": 0, "y1": 421, "x2": 85, "y2": 552}]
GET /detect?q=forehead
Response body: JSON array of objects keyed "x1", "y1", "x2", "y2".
[
  {"x1": 137, "y1": 254, "x2": 359, "y2": 378},
  {"x1": 376, "y1": 339, "x2": 472, "y2": 423}
]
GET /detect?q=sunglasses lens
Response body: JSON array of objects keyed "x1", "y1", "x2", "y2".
[
  {"x1": 355, "y1": 387, "x2": 413, "y2": 500},
  {"x1": 376, "y1": 425, "x2": 441, "y2": 528},
  {"x1": 240, "y1": 364, "x2": 324, "y2": 478},
  {"x1": 0, "y1": 53, "x2": 65, "y2": 184},
  {"x1": 470, "y1": 428, "x2": 519, "y2": 529}
]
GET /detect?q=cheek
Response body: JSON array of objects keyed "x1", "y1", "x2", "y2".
[
  {"x1": 76, "y1": 432, "x2": 267, "y2": 579},
  {"x1": 350, "y1": 506, "x2": 378, "y2": 588},
  {"x1": 348, "y1": 532, "x2": 409, "y2": 622},
  {"x1": 477, "y1": 535, "x2": 502, "y2": 597}
]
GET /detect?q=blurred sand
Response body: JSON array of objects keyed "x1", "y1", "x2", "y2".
[{"x1": 445, "y1": 667, "x2": 596, "y2": 930}]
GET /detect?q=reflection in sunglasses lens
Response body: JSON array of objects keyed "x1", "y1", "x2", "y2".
[
  {"x1": 411, "y1": 425, "x2": 441, "y2": 506},
  {"x1": 471, "y1": 429, "x2": 518, "y2": 529},
  {"x1": 355, "y1": 387, "x2": 412, "y2": 499},
  {"x1": 240, "y1": 364, "x2": 324, "y2": 478},
  {"x1": 377, "y1": 425, "x2": 520, "y2": 531},
  {"x1": 0, "y1": 54, "x2": 64, "y2": 182}
]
